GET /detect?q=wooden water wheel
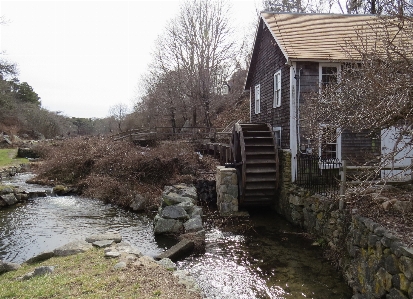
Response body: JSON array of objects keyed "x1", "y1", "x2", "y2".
[{"x1": 231, "y1": 123, "x2": 279, "y2": 207}]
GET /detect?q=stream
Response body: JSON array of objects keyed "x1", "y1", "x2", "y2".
[{"x1": 0, "y1": 173, "x2": 352, "y2": 298}]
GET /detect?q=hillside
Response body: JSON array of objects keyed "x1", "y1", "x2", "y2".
[{"x1": 212, "y1": 95, "x2": 250, "y2": 129}]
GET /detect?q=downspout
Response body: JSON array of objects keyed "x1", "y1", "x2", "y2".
[
  {"x1": 295, "y1": 68, "x2": 303, "y2": 154},
  {"x1": 290, "y1": 62, "x2": 297, "y2": 182}
]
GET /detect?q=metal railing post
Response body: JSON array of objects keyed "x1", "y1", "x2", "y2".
[{"x1": 339, "y1": 160, "x2": 347, "y2": 210}]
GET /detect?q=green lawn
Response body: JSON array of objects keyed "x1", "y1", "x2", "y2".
[{"x1": 0, "y1": 149, "x2": 29, "y2": 168}]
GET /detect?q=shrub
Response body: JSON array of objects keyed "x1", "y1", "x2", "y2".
[{"x1": 33, "y1": 137, "x2": 218, "y2": 208}]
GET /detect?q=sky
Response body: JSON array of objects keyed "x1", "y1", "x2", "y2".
[{"x1": 0, "y1": 0, "x2": 260, "y2": 119}]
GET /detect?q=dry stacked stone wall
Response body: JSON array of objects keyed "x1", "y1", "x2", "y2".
[
  {"x1": 276, "y1": 150, "x2": 413, "y2": 299},
  {"x1": 216, "y1": 166, "x2": 238, "y2": 215}
]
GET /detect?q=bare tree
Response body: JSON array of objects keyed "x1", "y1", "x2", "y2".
[
  {"x1": 109, "y1": 103, "x2": 129, "y2": 133},
  {"x1": 152, "y1": 0, "x2": 236, "y2": 128},
  {"x1": 263, "y1": 0, "x2": 336, "y2": 13}
]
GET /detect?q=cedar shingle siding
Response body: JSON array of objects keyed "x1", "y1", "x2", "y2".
[
  {"x1": 342, "y1": 130, "x2": 380, "y2": 165},
  {"x1": 249, "y1": 22, "x2": 290, "y2": 149}
]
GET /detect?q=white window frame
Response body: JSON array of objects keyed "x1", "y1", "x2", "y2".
[
  {"x1": 273, "y1": 70, "x2": 281, "y2": 108},
  {"x1": 255, "y1": 84, "x2": 260, "y2": 114},
  {"x1": 318, "y1": 124, "x2": 341, "y2": 167},
  {"x1": 273, "y1": 126, "x2": 281, "y2": 147},
  {"x1": 319, "y1": 63, "x2": 341, "y2": 92}
]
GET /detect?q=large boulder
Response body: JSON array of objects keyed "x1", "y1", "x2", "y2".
[
  {"x1": 17, "y1": 147, "x2": 39, "y2": 159},
  {"x1": 0, "y1": 260, "x2": 20, "y2": 274},
  {"x1": 129, "y1": 194, "x2": 149, "y2": 211},
  {"x1": 162, "y1": 192, "x2": 195, "y2": 206},
  {"x1": 176, "y1": 201, "x2": 195, "y2": 213},
  {"x1": 85, "y1": 233, "x2": 122, "y2": 243},
  {"x1": 109, "y1": 241, "x2": 142, "y2": 257},
  {"x1": 160, "y1": 206, "x2": 189, "y2": 220},
  {"x1": 26, "y1": 251, "x2": 55, "y2": 264},
  {"x1": 154, "y1": 218, "x2": 183, "y2": 235},
  {"x1": 183, "y1": 215, "x2": 203, "y2": 233},
  {"x1": 0, "y1": 186, "x2": 14, "y2": 194},
  {"x1": 0, "y1": 194, "x2": 18, "y2": 205},
  {"x1": 156, "y1": 239, "x2": 195, "y2": 261},
  {"x1": 188, "y1": 206, "x2": 203, "y2": 218},
  {"x1": 173, "y1": 184, "x2": 197, "y2": 200},
  {"x1": 53, "y1": 240, "x2": 93, "y2": 257}
]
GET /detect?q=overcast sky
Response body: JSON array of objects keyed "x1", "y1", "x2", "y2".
[{"x1": 0, "y1": 0, "x2": 260, "y2": 118}]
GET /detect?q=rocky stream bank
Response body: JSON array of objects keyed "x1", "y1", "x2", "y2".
[{"x1": 0, "y1": 233, "x2": 202, "y2": 298}]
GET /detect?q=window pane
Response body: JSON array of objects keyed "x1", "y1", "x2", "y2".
[
  {"x1": 320, "y1": 126, "x2": 337, "y2": 159},
  {"x1": 321, "y1": 67, "x2": 338, "y2": 86}
]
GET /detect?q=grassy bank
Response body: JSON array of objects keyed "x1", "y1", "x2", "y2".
[
  {"x1": 0, "y1": 149, "x2": 28, "y2": 168},
  {"x1": 0, "y1": 248, "x2": 200, "y2": 299}
]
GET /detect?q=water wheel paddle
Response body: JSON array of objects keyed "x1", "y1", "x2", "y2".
[{"x1": 231, "y1": 123, "x2": 279, "y2": 207}]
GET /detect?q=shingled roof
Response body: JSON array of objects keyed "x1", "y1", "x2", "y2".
[{"x1": 261, "y1": 12, "x2": 379, "y2": 62}]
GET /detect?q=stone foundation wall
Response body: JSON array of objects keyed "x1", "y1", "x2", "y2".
[
  {"x1": 216, "y1": 166, "x2": 238, "y2": 215},
  {"x1": 276, "y1": 150, "x2": 413, "y2": 299}
]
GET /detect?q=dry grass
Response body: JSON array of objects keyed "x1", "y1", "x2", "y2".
[{"x1": 0, "y1": 248, "x2": 201, "y2": 299}]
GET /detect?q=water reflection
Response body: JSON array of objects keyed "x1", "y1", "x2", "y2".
[{"x1": 178, "y1": 210, "x2": 352, "y2": 299}]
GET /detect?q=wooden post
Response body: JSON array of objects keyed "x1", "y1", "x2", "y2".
[
  {"x1": 225, "y1": 146, "x2": 230, "y2": 164},
  {"x1": 214, "y1": 144, "x2": 218, "y2": 159},
  {"x1": 411, "y1": 159, "x2": 413, "y2": 182},
  {"x1": 339, "y1": 160, "x2": 347, "y2": 210},
  {"x1": 219, "y1": 144, "x2": 224, "y2": 165}
]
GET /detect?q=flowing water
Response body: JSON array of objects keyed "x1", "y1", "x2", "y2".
[
  {"x1": 0, "y1": 174, "x2": 163, "y2": 263},
  {"x1": 0, "y1": 173, "x2": 352, "y2": 298},
  {"x1": 179, "y1": 210, "x2": 352, "y2": 299}
]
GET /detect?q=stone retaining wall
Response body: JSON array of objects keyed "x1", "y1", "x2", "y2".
[{"x1": 276, "y1": 150, "x2": 413, "y2": 299}]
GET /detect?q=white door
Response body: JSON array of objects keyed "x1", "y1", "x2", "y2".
[{"x1": 381, "y1": 127, "x2": 413, "y2": 181}]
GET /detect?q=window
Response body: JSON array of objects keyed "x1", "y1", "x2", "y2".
[
  {"x1": 273, "y1": 70, "x2": 281, "y2": 108},
  {"x1": 319, "y1": 63, "x2": 341, "y2": 90},
  {"x1": 319, "y1": 125, "x2": 338, "y2": 160},
  {"x1": 255, "y1": 84, "x2": 260, "y2": 114},
  {"x1": 273, "y1": 126, "x2": 281, "y2": 147}
]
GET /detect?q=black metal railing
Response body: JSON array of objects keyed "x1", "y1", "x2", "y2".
[{"x1": 295, "y1": 154, "x2": 342, "y2": 198}]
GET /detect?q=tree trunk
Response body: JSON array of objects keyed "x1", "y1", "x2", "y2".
[{"x1": 192, "y1": 107, "x2": 197, "y2": 127}]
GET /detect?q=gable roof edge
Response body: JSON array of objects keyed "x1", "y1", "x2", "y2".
[
  {"x1": 245, "y1": 15, "x2": 291, "y2": 91},
  {"x1": 244, "y1": 17, "x2": 263, "y2": 91},
  {"x1": 261, "y1": 14, "x2": 289, "y2": 62}
]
